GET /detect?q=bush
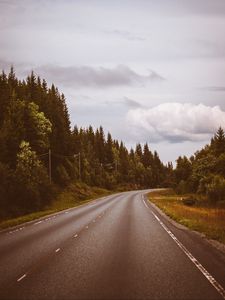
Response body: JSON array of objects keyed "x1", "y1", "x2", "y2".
[
  {"x1": 182, "y1": 196, "x2": 196, "y2": 206},
  {"x1": 206, "y1": 175, "x2": 225, "y2": 202},
  {"x1": 176, "y1": 180, "x2": 189, "y2": 194},
  {"x1": 55, "y1": 164, "x2": 70, "y2": 186}
]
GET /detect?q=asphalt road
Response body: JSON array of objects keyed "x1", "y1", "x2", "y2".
[{"x1": 0, "y1": 190, "x2": 225, "y2": 300}]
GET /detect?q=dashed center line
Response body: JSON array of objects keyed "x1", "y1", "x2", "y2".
[
  {"x1": 17, "y1": 274, "x2": 27, "y2": 282},
  {"x1": 74, "y1": 234, "x2": 78, "y2": 238},
  {"x1": 55, "y1": 248, "x2": 61, "y2": 253}
]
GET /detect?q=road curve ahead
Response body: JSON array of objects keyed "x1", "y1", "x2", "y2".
[{"x1": 0, "y1": 190, "x2": 225, "y2": 300}]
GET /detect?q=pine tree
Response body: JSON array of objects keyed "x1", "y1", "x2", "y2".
[{"x1": 211, "y1": 127, "x2": 225, "y2": 156}]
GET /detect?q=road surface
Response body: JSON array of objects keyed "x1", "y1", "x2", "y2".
[{"x1": 0, "y1": 190, "x2": 225, "y2": 299}]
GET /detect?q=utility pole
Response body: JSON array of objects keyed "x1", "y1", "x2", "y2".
[{"x1": 49, "y1": 148, "x2": 52, "y2": 184}]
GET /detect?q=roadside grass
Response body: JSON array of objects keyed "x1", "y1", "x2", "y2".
[
  {"x1": 148, "y1": 189, "x2": 225, "y2": 244},
  {"x1": 0, "y1": 182, "x2": 112, "y2": 230}
]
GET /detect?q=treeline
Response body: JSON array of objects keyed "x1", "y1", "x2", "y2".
[
  {"x1": 0, "y1": 68, "x2": 170, "y2": 218},
  {"x1": 174, "y1": 127, "x2": 225, "y2": 202}
]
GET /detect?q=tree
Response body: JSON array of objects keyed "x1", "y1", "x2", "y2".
[
  {"x1": 105, "y1": 133, "x2": 114, "y2": 164},
  {"x1": 15, "y1": 141, "x2": 51, "y2": 211},
  {"x1": 142, "y1": 143, "x2": 153, "y2": 168},
  {"x1": 210, "y1": 127, "x2": 225, "y2": 156},
  {"x1": 175, "y1": 156, "x2": 192, "y2": 182}
]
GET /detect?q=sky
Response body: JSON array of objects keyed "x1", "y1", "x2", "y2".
[{"x1": 1, "y1": 0, "x2": 225, "y2": 164}]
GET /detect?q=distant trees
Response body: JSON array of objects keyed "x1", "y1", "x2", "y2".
[
  {"x1": 0, "y1": 68, "x2": 169, "y2": 218},
  {"x1": 174, "y1": 127, "x2": 225, "y2": 202}
]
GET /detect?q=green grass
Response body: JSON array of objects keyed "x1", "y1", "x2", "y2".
[
  {"x1": 0, "y1": 182, "x2": 113, "y2": 230},
  {"x1": 148, "y1": 189, "x2": 225, "y2": 244}
]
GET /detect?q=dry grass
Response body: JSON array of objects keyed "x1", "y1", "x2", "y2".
[{"x1": 148, "y1": 189, "x2": 225, "y2": 244}]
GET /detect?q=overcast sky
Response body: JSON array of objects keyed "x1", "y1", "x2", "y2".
[{"x1": 1, "y1": 0, "x2": 225, "y2": 164}]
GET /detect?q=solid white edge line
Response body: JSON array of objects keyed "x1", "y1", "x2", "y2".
[
  {"x1": 147, "y1": 206, "x2": 225, "y2": 299},
  {"x1": 34, "y1": 221, "x2": 42, "y2": 225},
  {"x1": 17, "y1": 274, "x2": 27, "y2": 282},
  {"x1": 142, "y1": 198, "x2": 148, "y2": 208}
]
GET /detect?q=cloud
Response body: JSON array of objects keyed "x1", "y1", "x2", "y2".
[
  {"x1": 109, "y1": 30, "x2": 145, "y2": 41},
  {"x1": 35, "y1": 64, "x2": 165, "y2": 88},
  {"x1": 201, "y1": 86, "x2": 225, "y2": 92},
  {"x1": 123, "y1": 97, "x2": 143, "y2": 108},
  {"x1": 126, "y1": 103, "x2": 225, "y2": 143}
]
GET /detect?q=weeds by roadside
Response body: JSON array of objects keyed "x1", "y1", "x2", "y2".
[{"x1": 148, "y1": 189, "x2": 225, "y2": 244}]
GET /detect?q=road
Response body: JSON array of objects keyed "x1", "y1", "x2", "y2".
[{"x1": 0, "y1": 190, "x2": 225, "y2": 300}]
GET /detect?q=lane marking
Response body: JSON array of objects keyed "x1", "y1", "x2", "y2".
[
  {"x1": 74, "y1": 234, "x2": 78, "y2": 238},
  {"x1": 143, "y1": 198, "x2": 225, "y2": 299},
  {"x1": 142, "y1": 198, "x2": 148, "y2": 208},
  {"x1": 55, "y1": 248, "x2": 61, "y2": 253},
  {"x1": 34, "y1": 221, "x2": 42, "y2": 225},
  {"x1": 17, "y1": 274, "x2": 27, "y2": 282},
  {"x1": 86, "y1": 225, "x2": 89, "y2": 229}
]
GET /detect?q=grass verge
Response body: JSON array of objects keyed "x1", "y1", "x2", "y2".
[
  {"x1": 0, "y1": 182, "x2": 113, "y2": 230},
  {"x1": 148, "y1": 189, "x2": 225, "y2": 244}
]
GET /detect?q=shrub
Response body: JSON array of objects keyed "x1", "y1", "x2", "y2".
[
  {"x1": 206, "y1": 175, "x2": 225, "y2": 202},
  {"x1": 182, "y1": 196, "x2": 196, "y2": 206}
]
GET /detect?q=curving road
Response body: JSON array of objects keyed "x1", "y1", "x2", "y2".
[{"x1": 0, "y1": 190, "x2": 225, "y2": 299}]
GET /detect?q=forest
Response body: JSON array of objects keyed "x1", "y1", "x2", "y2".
[
  {"x1": 0, "y1": 68, "x2": 224, "y2": 219},
  {"x1": 0, "y1": 68, "x2": 172, "y2": 218},
  {"x1": 175, "y1": 126, "x2": 225, "y2": 202}
]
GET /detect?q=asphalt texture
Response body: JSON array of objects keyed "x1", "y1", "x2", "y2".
[{"x1": 0, "y1": 190, "x2": 225, "y2": 300}]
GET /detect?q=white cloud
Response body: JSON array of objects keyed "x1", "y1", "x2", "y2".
[{"x1": 126, "y1": 103, "x2": 225, "y2": 143}]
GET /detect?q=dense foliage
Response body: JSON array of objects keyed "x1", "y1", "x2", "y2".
[
  {"x1": 175, "y1": 127, "x2": 225, "y2": 202},
  {"x1": 0, "y1": 68, "x2": 170, "y2": 218}
]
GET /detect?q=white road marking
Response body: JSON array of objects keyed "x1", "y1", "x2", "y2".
[
  {"x1": 142, "y1": 199, "x2": 148, "y2": 208},
  {"x1": 65, "y1": 211, "x2": 69, "y2": 214},
  {"x1": 17, "y1": 274, "x2": 27, "y2": 282},
  {"x1": 147, "y1": 206, "x2": 225, "y2": 299},
  {"x1": 34, "y1": 221, "x2": 42, "y2": 225},
  {"x1": 55, "y1": 248, "x2": 61, "y2": 253},
  {"x1": 86, "y1": 225, "x2": 89, "y2": 229},
  {"x1": 74, "y1": 234, "x2": 78, "y2": 238}
]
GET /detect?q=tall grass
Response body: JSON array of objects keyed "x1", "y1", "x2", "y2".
[{"x1": 148, "y1": 190, "x2": 225, "y2": 244}]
